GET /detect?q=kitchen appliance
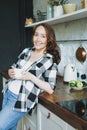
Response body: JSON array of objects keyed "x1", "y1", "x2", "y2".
[
  {"x1": 56, "y1": 98, "x2": 87, "y2": 121},
  {"x1": 64, "y1": 64, "x2": 77, "y2": 82}
]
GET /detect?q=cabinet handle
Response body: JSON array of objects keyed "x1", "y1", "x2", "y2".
[{"x1": 47, "y1": 112, "x2": 51, "y2": 119}]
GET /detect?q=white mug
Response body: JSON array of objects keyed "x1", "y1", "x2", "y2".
[{"x1": 14, "y1": 68, "x2": 23, "y2": 78}]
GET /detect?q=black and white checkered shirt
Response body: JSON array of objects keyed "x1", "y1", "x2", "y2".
[{"x1": 4, "y1": 47, "x2": 58, "y2": 112}]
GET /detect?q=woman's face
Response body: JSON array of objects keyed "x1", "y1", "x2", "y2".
[{"x1": 33, "y1": 25, "x2": 47, "y2": 52}]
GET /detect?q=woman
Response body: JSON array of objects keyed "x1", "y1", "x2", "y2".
[{"x1": 0, "y1": 23, "x2": 61, "y2": 130}]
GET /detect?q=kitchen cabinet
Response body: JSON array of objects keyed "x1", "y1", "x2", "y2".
[
  {"x1": 25, "y1": 8, "x2": 87, "y2": 28},
  {"x1": 37, "y1": 104, "x2": 77, "y2": 130},
  {"x1": 17, "y1": 108, "x2": 37, "y2": 130},
  {"x1": 17, "y1": 103, "x2": 77, "y2": 130}
]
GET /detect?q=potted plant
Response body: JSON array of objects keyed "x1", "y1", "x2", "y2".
[{"x1": 47, "y1": 0, "x2": 69, "y2": 17}]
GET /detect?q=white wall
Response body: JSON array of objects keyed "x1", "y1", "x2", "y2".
[{"x1": 33, "y1": 0, "x2": 87, "y2": 82}]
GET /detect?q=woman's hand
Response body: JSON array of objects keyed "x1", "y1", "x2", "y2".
[
  {"x1": 8, "y1": 67, "x2": 26, "y2": 80},
  {"x1": 14, "y1": 71, "x2": 31, "y2": 80},
  {"x1": 8, "y1": 67, "x2": 15, "y2": 79}
]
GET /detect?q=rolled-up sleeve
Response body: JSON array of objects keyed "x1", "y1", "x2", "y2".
[{"x1": 43, "y1": 63, "x2": 58, "y2": 90}]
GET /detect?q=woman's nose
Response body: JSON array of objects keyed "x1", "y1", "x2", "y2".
[{"x1": 37, "y1": 36, "x2": 42, "y2": 41}]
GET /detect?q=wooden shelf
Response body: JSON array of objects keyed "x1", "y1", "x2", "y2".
[{"x1": 25, "y1": 8, "x2": 87, "y2": 28}]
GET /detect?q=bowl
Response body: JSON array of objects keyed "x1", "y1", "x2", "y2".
[
  {"x1": 70, "y1": 86, "x2": 83, "y2": 90},
  {"x1": 69, "y1": 80, "x2": 87, "y2": 91},
  {"x1": 63, "y1": 4, "x2": 77, "y2": 14}
]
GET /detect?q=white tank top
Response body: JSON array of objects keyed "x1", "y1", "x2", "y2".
[{"x1": 8, "y1": 61, "x2": 33, "y2": 95}]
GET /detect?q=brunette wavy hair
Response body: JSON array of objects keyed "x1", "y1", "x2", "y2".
[{"x1": 33, "y1": 23, "x2": 61, "y2": 64}]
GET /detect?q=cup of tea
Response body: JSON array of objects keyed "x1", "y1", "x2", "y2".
[{"x1": 14, "y1": 68, "x2": 23, "y2": 78}]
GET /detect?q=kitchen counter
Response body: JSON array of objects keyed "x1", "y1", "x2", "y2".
[
  {"x1": 1, "y1": 71, "x2": 87, "y2": 129},
  {"x1": 39, "y1": 76, "x2": 87, "y2": 130}
]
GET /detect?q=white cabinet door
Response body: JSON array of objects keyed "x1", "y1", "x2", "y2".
[
  {"x1": 17, "y1": 118, "x2": 24, "y2": 130},
  {"x1": 37, "y1": 104, "x2": 76, "y2": 130},
  {"x1": 22, "y1": 115, "x2": 36, "y2": 130},
  {"x1": 17, "y1": 108, "x2": 37, "y2": 130},
  {"x1": 17, "y1": 104, "x2": 78, "y2": 130}
]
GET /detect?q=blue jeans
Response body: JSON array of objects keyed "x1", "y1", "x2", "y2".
[{"x1": 0, "y1": 90, "x2": 27, "y2": 130}]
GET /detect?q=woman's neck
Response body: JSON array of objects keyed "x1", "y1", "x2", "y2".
[{"x1": 34, "y1": 47, "x2": 46, "y2": 54}]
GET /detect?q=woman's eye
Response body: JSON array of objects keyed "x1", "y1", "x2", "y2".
[
  {"x1": 42, "y1": 35, "x2": 46, "y2": 38},
  {"x1": 34, "y1": 34, "x2": 46, "y2": 38}
]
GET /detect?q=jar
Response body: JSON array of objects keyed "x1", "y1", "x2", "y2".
[
  {"x1": 53, "y1": 5, "x2": 63, "y2": 17},
  {"x1": 82, "y1": 0, "x2": 87, "y2": 8},
  {"x1": 47, "y1": 4, "x2": 53, "y2": 19}
]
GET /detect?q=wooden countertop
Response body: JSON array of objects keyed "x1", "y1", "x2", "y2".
[{"x1": 39, "y1": 76, "x2": 87, "y2": 130}]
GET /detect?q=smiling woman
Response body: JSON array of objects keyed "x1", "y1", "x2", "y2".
[
  {"x1": 33, "y1": 23, "x2": 61, "y2": 63},
  {"x1": 0, "y1": 23, "x2": 61, "y2": 130}
]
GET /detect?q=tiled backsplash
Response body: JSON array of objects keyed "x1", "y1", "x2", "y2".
[
  {"x1": 53, "y1": 18, "x2": 87, "y2": 81},
  {"x1": 58, "y1": 42, "x2": 87, "y2": 82},
  {"x1": 53, "y1": 18, "x2": 87, "y2": 82}
]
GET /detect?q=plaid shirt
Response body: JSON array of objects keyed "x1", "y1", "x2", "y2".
[{"x1": 4, "y1": 47, "x2": 58, "y2": 112}]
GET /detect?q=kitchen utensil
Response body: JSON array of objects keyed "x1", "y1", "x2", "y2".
[
  {"x1": 64, "y1": 64, "x2": 77, "y2": 82},
  {"x1": 76, "y1": 45, "x2": 86, "y2": 62}
]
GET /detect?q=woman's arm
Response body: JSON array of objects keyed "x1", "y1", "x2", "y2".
[
  {"x1": 14, "y1": 64, "x2": 57, "y2": 94},
  {"x1": 8, "y1": 68, "x2": 53, "y2": 94},
  {"x1": 22, "y1": 72, "x2": 54, "y2": 94},
  {"x1": 8, "y1": 60, "x2": 58, "y2": 94}
]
